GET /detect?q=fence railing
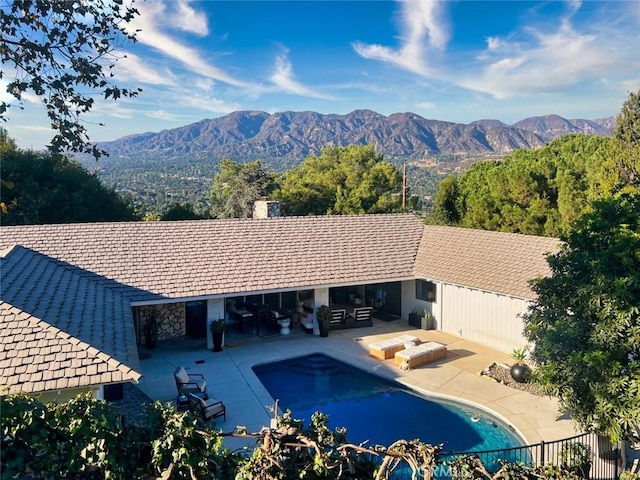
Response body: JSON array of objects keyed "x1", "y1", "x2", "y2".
[{"x1": 389, "y1": 432, "x2": 622, "y2": 479}]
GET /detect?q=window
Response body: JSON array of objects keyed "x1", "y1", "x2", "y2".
[
  {"x1": 264, "y1": 293, "x2": 280, "y2": 309},
  {"x1": 416, "y1": 280, "x2": 436, "y2": 302}
]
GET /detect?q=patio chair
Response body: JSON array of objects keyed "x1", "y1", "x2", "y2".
[
  {"x1": 187, "y1": 393, "x2": 226, "y2": 422},
  {"x1": 174, "y1": 366, "x2": 207, "y2": 396},
  {"x1": 329, "y1": 309, "x2": 347, "y2": 329},
  {"x1": 349, "y1": 306, "x2": 373, "y2": 328}
]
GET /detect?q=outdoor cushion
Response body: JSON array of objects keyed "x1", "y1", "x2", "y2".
[
  {"x1": 394, "y1": 341, "x2": 447, "y2": 369},
  {"x1": 175, "y1": 366, "x2": 190, "y2": 384},
  {"x1": 188, "y1": 393, "x2": 226, "y2": 422},
  {"x1": 369, "y1": 334, "x2": 420, "y2": 359},
  {"x1": 174, "y1": 366, "x2": 207, "y2": 395}
]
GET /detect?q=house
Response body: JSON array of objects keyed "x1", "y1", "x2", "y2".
[{"x1": 0, "y1": 213, "x2": 560, "y2": 398}]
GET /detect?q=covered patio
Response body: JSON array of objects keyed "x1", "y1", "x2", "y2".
[{"x1": 134, "y1": 319, "x2": 578, "y2": 452}]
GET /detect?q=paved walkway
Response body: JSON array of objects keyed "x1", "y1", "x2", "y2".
[{"x1": 136, "y1": 319, "x2": 579, "y2": 451}]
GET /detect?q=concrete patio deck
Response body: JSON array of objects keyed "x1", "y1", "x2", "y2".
[{"x1": 135, "y1": 318, "x2": 579, "y2": 452}]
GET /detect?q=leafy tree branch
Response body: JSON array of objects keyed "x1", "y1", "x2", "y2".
[{"x1": 0, "y1": 0, "x2": 141, "y2": 158}]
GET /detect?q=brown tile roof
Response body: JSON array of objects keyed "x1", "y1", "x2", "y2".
[
  {"x1": 414, "y1": 225, "x2": 562, "y2": 299},
  {"x1": 0, "y1": 302, "x2": 141, "y2": 395},
  {"x1": 0, "y1": 214, "x2": 426, "y2": 300},
  {"x1": 0, "y1": 246, "x2": 141, "y2": 394}
]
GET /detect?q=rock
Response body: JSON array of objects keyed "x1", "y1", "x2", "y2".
[{"x1": 480, "y1": 363, "x2": 542, "y2": 396}]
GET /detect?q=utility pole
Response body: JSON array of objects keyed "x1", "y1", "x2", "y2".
[{"x1": 402, "y1": 163, "x2": 407, "y2": 209}]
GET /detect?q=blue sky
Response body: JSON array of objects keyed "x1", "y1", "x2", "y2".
[{"x1": 4, "y1": 0, "x2": 640, "y2": 150}]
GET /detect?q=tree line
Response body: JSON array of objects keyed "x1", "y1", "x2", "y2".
[
  {"x1": 429, "y1": 90, "x2": 639, "y2": 238},
  {"x1": 1, "y1": 141, "x2": 416, "y2": 224}
]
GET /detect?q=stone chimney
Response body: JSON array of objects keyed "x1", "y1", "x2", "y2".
[{"x1": 253, "y1": 199, "x2": 280, "y2": 219}]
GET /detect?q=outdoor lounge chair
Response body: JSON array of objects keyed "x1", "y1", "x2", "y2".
[
  {"x1": 348, "y1": 306, "x2": 373, "y2": 328},
  {"x1": 329, "y1": 309, "x2": 347, "y2": 329},
  {"x1": 174, "y1": 366, "x2": 207, "y2": 396},
  {"x1": 369, "y1": 334, "x2": 421, "y2": 359},
  {"x1": 394, "y1": 341, "x2": 447, "y2": 369},
  {"x1": 187, "y1": 393, "x2": 226, "y2": 422}
]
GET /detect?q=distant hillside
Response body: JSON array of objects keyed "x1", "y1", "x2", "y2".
[
  {"x1": 94, "y1": 110, "x2": 615, "y2": 163},
  {"x1": 82, "y1": 110, "x2": 615, "y2": 216}
]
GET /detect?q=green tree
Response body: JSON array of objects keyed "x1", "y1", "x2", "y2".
[
  {"x1": 429, "y1": 174, "x2": 460, "y2": 225},
  {"x1": 275, "y1": 144, "x2": 403, "y2": 216},
  {"x1": 160, "y1": 203, "x2": 203, "y2": 221},
  {"x1": 209, "y1": 159, "x2": 277, "y2": 219},
  {"x1": 1, "y1": 0, "x2": 141, "y2": 158},
  {"x1": 597, "y1": 90, "x2": 640, "y2": 197},
  {"x1": 523, "y1": 194, "x2": 640, "y2": 442},
  {"x1": 1, "y1": 140, "x2": 136, "y2": 224},
  {"x1": 433, "y1": 134, "x2": 612, "y2": 237}
]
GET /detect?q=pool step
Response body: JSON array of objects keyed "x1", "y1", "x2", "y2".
[{"x1": 288, "y1": 354, "x2": 343, "y2": 376}]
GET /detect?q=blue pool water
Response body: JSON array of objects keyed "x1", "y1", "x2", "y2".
[{"x1": 252, "y1": 353, "x2": 524, "y2": 453}]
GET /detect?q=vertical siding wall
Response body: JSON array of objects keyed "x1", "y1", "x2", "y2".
[{"x1": 440, "y1": 284, "x2": 531, "y2": 354}]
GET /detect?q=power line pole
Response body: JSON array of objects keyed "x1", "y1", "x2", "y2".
[{"x1": 402, "y1": 162, "x2": 407, "y2": 209}]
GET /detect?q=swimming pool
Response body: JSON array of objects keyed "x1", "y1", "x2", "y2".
[{"x1": 252, "y1": 353, "x2": 524, "y2": 453}]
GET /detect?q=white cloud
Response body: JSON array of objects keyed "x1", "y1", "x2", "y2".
[
  {"x1": 174, "y1": 0, "x2": 208, "y2": 36},
  {"x1": 178, "y1": 91, "x2": 242, "y2": 115},
  {"x1": 460, "y1": 7, "x2": 630, "y2": 99},
  {"x1": 353, "y1": 0, "x2": 448, "y2": 77},
  {"x1": 354, "y1": 0, "x2": 639, "y2": 104},
  {"x1": 145, "y1": 109, "x2": 178, "y2": 121},
  {"x1": 621, "y1": 77, "x2": 640, "y2": 94},
  {"x1": 415, "y1": 101, "x2": 436, "y2": 111},
  {"x1": 116, "y1": 53, "x2": 178, "y2": 87},
  {"x1": 130, "y1": 1, "x2": 253, "y2": 88},
  {"x1": 484, "y1": 36, "x2": 508, "y2": 53},
  {"x1": 269, "y1": 50, "x2": 335, "y2": 99},
  {"x1": 87, "y1": 99, "x2": 139, "y2": 120}
]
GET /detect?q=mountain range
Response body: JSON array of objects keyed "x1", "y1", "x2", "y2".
[{"x1": 97, "y1": 110, "x2": 616, "y2": 164}]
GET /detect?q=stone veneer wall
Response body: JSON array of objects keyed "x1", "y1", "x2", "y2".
[{"x1": 137, "y1": 303, "x2": 186, "y2": 343}]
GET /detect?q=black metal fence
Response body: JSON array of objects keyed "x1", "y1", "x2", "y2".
[{"x1": 390, "y1": 432, "x2": 622, "y2": 479}]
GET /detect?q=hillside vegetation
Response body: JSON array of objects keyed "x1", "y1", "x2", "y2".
[{"x1": 429, "y1": 90, "x2": 639, "y2": 237}]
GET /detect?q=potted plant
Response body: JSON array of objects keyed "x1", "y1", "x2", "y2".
[
  {"x1": 143, "y1": 312, "x2": 158, "y2": 349},
  {"x1": 560, "y1": 441, "x2": 592, "y2": 479},
  {"x1": 510, "y1": 347, "x2": 531, "y2": 383},
  {"x1": 317, "y1": 305, "x2": 332, "y2": 337},
  {"x1": 422, "y1": 310, "x2": 435, "y2": 330},
  {"x1": 409, "y1": 306, "x2": 425, "y2": 328},
  {"x1": 210, "y1": 318, "x2": 226, "y2": 352},
  {"x1": 353, "y1": 293, "x2": 362, "y2": 306}
]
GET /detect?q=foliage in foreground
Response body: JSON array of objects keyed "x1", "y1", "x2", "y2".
[
  {"x1": 0, "y1": 393, "x2": 237, "y2": 480},
  {"x1": 1, "y1": 392, "x2": 613, "y2": 480},
  {"x1": 0, "y1": 0, "x2": 141, "y2": 158}
]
